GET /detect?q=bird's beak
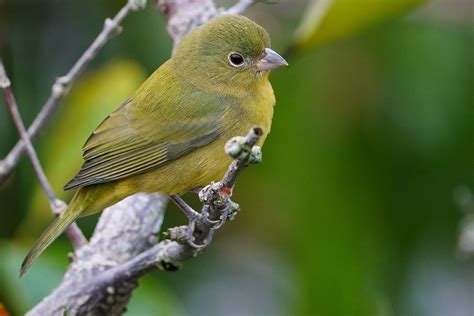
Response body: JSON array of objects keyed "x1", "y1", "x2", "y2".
[{"x1": 254, "y1": 48, "x2": 288, "y2": 71}]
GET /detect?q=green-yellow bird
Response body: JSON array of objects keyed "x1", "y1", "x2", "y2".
[{"x1": 21, "y1": 15, "x2": 287, "y2": 275}]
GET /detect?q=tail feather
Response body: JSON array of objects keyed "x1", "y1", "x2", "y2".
[
  {"x1": 20, "y1": 183, "x2": 128, "y2": 276},
  {"x1": 20, "y1": 203, "x2": 82, "y2": 277}
]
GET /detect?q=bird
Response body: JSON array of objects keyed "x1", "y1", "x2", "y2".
[{"x1": 21, "y1": 14, "x2": 287, "y2": 276}]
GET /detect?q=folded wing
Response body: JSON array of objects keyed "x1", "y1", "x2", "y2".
[{"x1": 64, "y1": 87, "x2": 226, "y2": 190}]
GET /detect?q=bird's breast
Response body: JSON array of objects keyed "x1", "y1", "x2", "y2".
[{"x1": 225, "y1": 79, "x2": 275, "y2": 145}]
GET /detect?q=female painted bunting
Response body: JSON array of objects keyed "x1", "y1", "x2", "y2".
[{"x1": 21, "y1": 14, "x2": 287, "y2": 275}]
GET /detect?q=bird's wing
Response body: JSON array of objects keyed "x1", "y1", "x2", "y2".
[{"x1": 64, "y1": 76, "x2": 228, "y2": 190}]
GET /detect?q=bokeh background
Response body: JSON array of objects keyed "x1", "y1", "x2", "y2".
[{"x1": 0, "y1": 0, "x2": 473, "y2": 315}]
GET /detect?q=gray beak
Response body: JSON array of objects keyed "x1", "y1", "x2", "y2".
[{"x1": 254, "y1": 48, "x2": 288, "y2": 71}]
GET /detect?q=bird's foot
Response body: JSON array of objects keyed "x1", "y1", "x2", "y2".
[
  {"x1": 199, "y1": 182, "x2": 232, "y2": 207},
  {"x1": 168, "y1": 195, "x2": 211, "y2": 249},
  {"x1": 185, "y1": 220, "x2": 210, "y2": 250},
  {"x1": 197, "y1": 182, "x2": 240, "y2": 228},
  {"x1": 168, "y1": 190, "x2": 240, "y2": 250}
]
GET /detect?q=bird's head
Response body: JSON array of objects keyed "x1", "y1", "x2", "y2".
[{"x1": 172, "y1": 15, "x2": 287, "y2": 95}]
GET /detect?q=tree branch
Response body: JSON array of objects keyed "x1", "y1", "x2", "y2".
[
  {"x1": 0, "y1": 61, "x2": 86, "y2": 250},
  {"x1": 226, "y1": 0, "x2": 258, "y2": 15},
  {"x1": 156, "y1": 0, "x2": 262, "y2": 49},
  {"x1": 156, "y1": 0, "x2": 222, "y2": 49},
  {"x1": 0, "y1": 0, "x2": 147, "y2": 183},
  {"x1": 27, "y1": 193, "x2": 168, "y2": 316},
  {"x1": 27, "y1": 129, "x2": 262, "y2": 316}
]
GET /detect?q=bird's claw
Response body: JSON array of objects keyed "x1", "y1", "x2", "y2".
[
  {"x1": 185, "y1": 203, "x2": 238, "y2": 249},
  {"x1": 185, "y1": 219, "x2": 215, "y2": 250},
  {"x1": 185, "y1": 220, "x2": 204, "y2": 249},
  {"x1": 199, "y1": 182, "x2": 229, "y2": 207},
  {"x1": 170, "y1": 190, "x2": 240, "y2": 250},
  {"x1": 201, "y1": 205, "x2": 221, "y2": 225}
]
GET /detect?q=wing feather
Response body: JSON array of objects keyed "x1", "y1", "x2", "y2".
[
  {"x1": 64, "y1": 80, "x2": 226, "y2": 191},
  {"x1": 64, "y1": 62, "x2": 229, "y2": 191}
]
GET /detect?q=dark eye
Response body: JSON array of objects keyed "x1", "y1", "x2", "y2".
[{"x1": 229, "y1": 53, "x2": 245, "y2": 67}]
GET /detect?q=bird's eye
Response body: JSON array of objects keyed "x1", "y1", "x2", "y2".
[{"x1": 228, "y1": 53, "x2": 245, "y2": 67}]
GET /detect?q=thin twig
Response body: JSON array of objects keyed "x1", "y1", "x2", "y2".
[
  {"x1": 171, "y1": 127, "x2": 263, "y2": 256},
  {"x1": 0, "y1": 60, "x2": 87, "y2": 249},
  {"x1": 0, "y1": 62, "x2": 57, "y2": 207},
  {"x1": 0, "y1": 0, "x2": 148, "y2": 183},
  {"x1": 221, "y1": 127, "x2": 262, "y2": 188},
  {"x1": 226, "y1": 0, "x2": 258, "y2": 15},
  {"x1": 156, "y1": 0, "x2": 222, "y2": 49}
]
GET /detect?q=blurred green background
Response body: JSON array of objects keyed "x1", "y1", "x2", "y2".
[{"x1": 0, "y1": 0, "x2": 473, "y2": 315}]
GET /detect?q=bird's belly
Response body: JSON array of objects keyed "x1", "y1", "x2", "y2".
[
  {"x1": 121, "y1": 125, "x2": 269, "y2": 195},
  {"x1": 121, "y1": 138, "x2": 232, "y2": 195}
]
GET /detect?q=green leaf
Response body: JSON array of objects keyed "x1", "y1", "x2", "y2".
[{"x1": 291, "y1": 0, "x2": 426, "y2": 52}]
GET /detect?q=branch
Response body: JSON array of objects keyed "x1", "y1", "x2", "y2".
[
  {"x1": 0, "y1": 0, "x2": 147, "y2": 183},
  {"x1": 167, "y1": 127, "x2": 263, "y2": 255},
  {"x1": 157, "y1": 0, "x2": 222, "y2": 49},
  {"x1": 27, "y1": 193, "x2": 167, "y2": 316},
  {"x1": 156, "y1": 0, "x2": 261, "y2": 49},
  {"x1": 27, "y1": 129, "x2": 262, "y2": 316},
  {"x1": 226, "y1": 0, "x2": 258, "y2": 15},
  {"x1": 0, "y1": 61, "x2": 86, "y2": 250}
]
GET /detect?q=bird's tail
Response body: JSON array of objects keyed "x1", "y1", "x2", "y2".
[
  {"x1": 20, "y1": 182, "x2": 130, "y2": 276},
  {"x1": 20, "y1": 190, "x2": 86, "y2": 277}
]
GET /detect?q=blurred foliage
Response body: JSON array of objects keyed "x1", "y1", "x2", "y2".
[
  {"x1": 0, "y1": 241, "x2": 65, "y2": 315},
  {"x1": 22, "y1": 60, "x2": 146, "y2": 235},
  {"x1": 291, "y1": 0, "x2": 426, "y2": 52},
  {"x1": 0, "y1": 0, "x2": 473, "y2": 315}
]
